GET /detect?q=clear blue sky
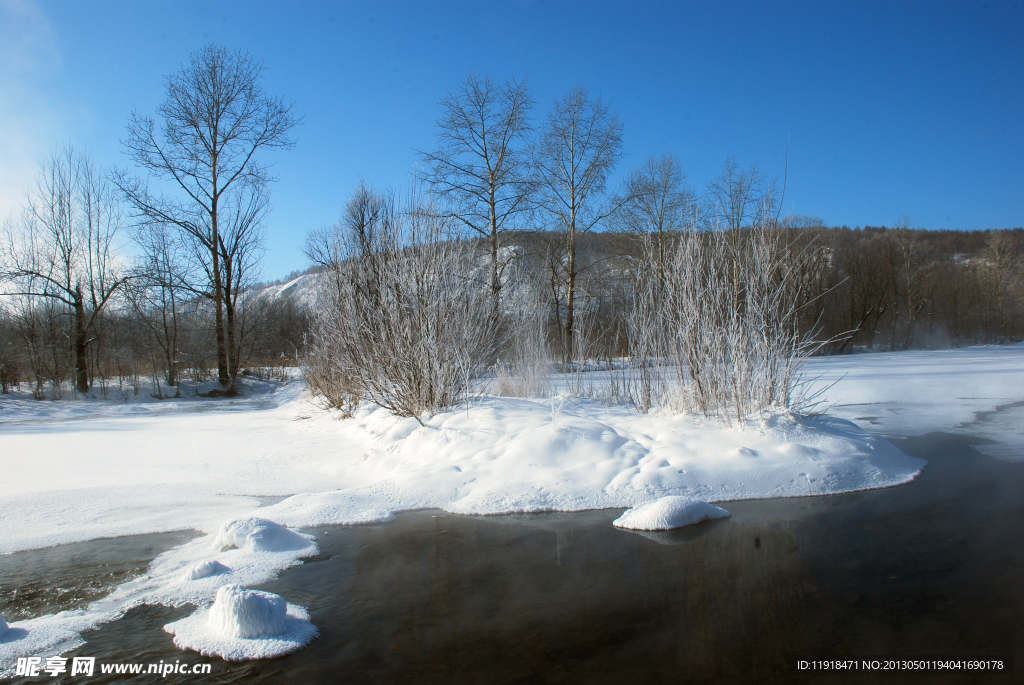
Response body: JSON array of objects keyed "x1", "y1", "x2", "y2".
[{"x1": 2, "y1": 0, "x2": 1022, "y2": 280}]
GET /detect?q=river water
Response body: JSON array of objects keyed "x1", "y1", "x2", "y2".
[{"x1": 3, "y1": 432, "x2": 1021, "y2": 684}]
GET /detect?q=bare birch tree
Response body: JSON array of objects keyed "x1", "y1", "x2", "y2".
[
  {"x1": 114, "y1": 43, "x2": 297, "y2": 390},
  {"x1": 126, "y1": 220, "x2": 191, "y2": 388},
  {"x1": 417, "y1": 74, "x2": 534, "y2": 309},
  {"x1": 533, "y1": 86, "x2": 624, "y2": 359},
  {"x1": 0, "y1": 147, "x2": 128, "y2": 393},
  {"x1": 616, "y1": 154, "x2": 695, "y2": 287}
]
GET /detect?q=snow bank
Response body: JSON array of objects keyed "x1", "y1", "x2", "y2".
[
  {"x1": 213, "y1": 517, "x2": 315, "y2": 553},
  {"x1": 183, "y1": 560, "x2": 229, "y2": 581},
  {"x1": 15, "y1": 347, "x2": 1013, "y2": 554},
  {"x1": 255, "y1": 492, "x2": 395, "y2": 529},
  {"x1": 165, "y1": 588, "x2": 317, "y2": 661},
  {"x1": 613, "y1": 497, "x2": 731, "y2": 531}
]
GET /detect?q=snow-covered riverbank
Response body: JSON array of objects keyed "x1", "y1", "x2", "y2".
[
  {"x1": 1, "y1": 344, "x2": 1021, "y2": 669},
  {"x1": 3, "y1": 344, "x2": 1023, "y2": 556},
  {"x1": 4, "y1": 345, "x2": 1023, "y2": 556}
]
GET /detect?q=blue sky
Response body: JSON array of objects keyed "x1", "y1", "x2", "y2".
[{"x1": 2, "y1": 0, "x2": 1021, "y2": 280}]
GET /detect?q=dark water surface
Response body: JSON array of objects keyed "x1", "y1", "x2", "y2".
[
  {"x1": 8, "y1": 433, "x2": 1023, "y2": 684},
  {"x1": 0, "y1": 532, "x2": 196, "y2": 621}
]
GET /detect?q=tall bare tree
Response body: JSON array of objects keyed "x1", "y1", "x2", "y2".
[
  {"x1": 126, "y1": 220, "x2": 191, "y2": 388},
  {"x1": 417, "y1": 74, "x2": 534, "y2": 308},
  {"x1": 617, "y1": 154, "x2": 695, "y2": 287},
  {"x1": 533, "y1": 86, "x2": 624, "y2": 358},
  {"x1": 115, "y1": 43, "x2": 297, "y2": 390},
  {"x1": 1, "y1": 147, "x2": 128, "y2": 393},
  {"x1": 704, "y1": 157, "x2": 778, "y2": 307}
]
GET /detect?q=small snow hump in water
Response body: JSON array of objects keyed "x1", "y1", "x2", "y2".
[
  {"x1": 213, "y1": 517, "x2": 314, "y2": 553},
  {"x1": 613, "y1": 496, "x2": 731, "y2": 531},
  {"x1": 183, "y1": 559, "x2": 229, "y2": 581},
  {"x1": 165, "y1": 586, "x2": 318, "y2": 661}
]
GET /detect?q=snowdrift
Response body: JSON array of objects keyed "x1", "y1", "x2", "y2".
[{"x1": 613, "y1": 497, "x2": 731, "y2": 531}]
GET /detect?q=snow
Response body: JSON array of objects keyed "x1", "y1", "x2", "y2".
[
  {"x1": 613, "y1": 497, "x2": 731, "y2": 531},
  {"x1": 165, "y1": 586, "x2": 317, "y2": 660},
  {"x1": 0, "y1": 517, "x2": 320, "y2": 674},
  {"x1": 205, "y1": 586, "x2": 286, "y2": 639},
  {"x1": 213, "y1": 517, "x2": 316, "y2": 553},
  {"x1": 183, "y1": 560, "x2": 229, "y2": 581},
  {"x1": 1, "y1": 344, "x2": 1021, "y2": 667},
  {"x1": 0, "y1": 610, "x2": 104, "y2": 669},
  {"x1": 0, "y1": 369, "x2": 935, "y2": 556},
  {"x1": 803, "y1": 344, "x2": 1024, "y2": 459}
]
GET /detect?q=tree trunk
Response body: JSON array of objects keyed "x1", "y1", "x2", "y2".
[
  {"x1": 73, "y1": 292, "x2": 90, "y2": 394},
  {"x1": 212, "y1": 257, "x2": 230, "y2": 386},
  {"x1": 226, "y1": 296, "x2": 238, "y2": 386},
  {"x1": 566, "y1": 229, "x2": 576, "y2": 362},
  {"x1": 489, "y1": 194, "x2": 500, "y2": 313},
  {"x1": 165, "y1": 347, "x2": 177, "y2": 387}
]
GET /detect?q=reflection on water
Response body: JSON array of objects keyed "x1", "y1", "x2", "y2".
[{"x1": 10, "y1": 433, "x2": 1024, "y2": 684}]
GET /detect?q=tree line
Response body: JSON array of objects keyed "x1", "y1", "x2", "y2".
[
  {"x1": 0, "y1": 45, "x2": 302, "y2": 399},
  {"x1": 1, "y1": 45, "x2": 1021, "y2": 420}
]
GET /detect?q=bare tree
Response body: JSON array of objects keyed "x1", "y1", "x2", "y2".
[
  {"x1": 417, "y1": 74, "x2": 534, "y2": 309},
  {"x1": 126, "y1": 220, "x2": 191, "y2": 389},
  {"x1": 617, "y1": 154, "x2": 695, "y2": 287},
  {"x1": 1, "y1": 147, "x2": 128, "y2": 393},
  {"x1": 115, "y1": 43, "x2": 297, "y2": 390},
  {"x1": 217, "y1": 184, "x2": 268, "y2": 378},
  {"x1": 533, "y1": 86, "x2": 624, "y2": 359},
  {"x1": 704, "y1": 157, "x2": 777, "y2": 304},
  {"x1": 705, "y1": 156, "x2": 774, "y2": 235}
]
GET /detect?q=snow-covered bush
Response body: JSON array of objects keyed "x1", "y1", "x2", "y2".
[
  {"x1": 304, "y1": 188, "x2": 509, "y2": 421},
  {"x1": 627, "y1": 224, "x2": 829, "y2": 423}
]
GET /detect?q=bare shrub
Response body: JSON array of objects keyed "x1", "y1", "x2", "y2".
[
  {"x1": 628, "y1": 223, "x2": 828, "y2": 424},
  {"x1": 304, "y1": 188, "x2": 508, "y2": 421},
  {"x1": 492, "y1": 267, "x2": 551, "y2": 398}
]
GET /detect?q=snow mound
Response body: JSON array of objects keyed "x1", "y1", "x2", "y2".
[
  {"x1": 207, "y1": 585, "x2": 286, "y2": 639},
  {"x1": 613, "y1": 497, "x2": 731, "y2": 531},
  {"x1": 165, "y1": 586, "x2": 317, "y2": 661},
  {"x1": 213, "y1": 517, "x2": 314, "y2": 553},
  {"x1": 183, "y1": 559, "x2": 229, "y2": 581}
]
